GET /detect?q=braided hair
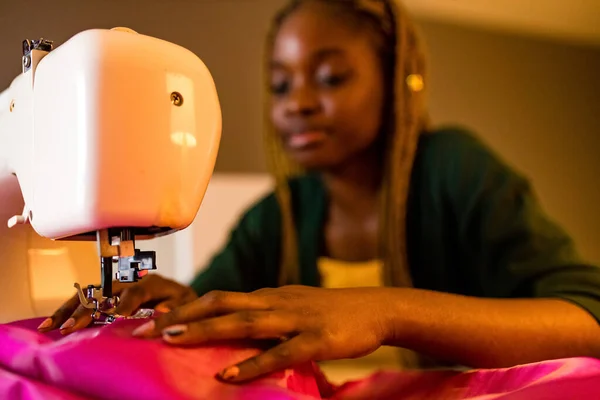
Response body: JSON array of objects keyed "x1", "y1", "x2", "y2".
[{"x1": 263, "y1": 0, "x2": 429, "y2": 291}]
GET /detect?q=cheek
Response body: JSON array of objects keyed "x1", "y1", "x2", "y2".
[
  {"x1": 326, "y1": 84, "x2": 385, "y2": 146},
  {"x1": 270, "y1": 102, "x2": 285, "y2": 132}
]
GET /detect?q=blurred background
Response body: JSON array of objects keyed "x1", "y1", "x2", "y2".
[{"x1": 0, "y1": 0, "x2": 598, "y2": 340}]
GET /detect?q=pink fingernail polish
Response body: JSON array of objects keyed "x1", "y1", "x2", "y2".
[
  {"x1": 60, "y1": 318, "x2": 75, "y2": 330},
  {"x1": 220, "y1": 366, "x2": 240, "y2": 380},
  {"x1": 132, "y1": 320, "x2": 155, "y2": 336},
  {"x1": 37, "y1": 318, "x2": 52, "y2": 330}
]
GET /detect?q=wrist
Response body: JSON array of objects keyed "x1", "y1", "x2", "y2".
[
  {"x1": 376, "y1": 287, "x2": 421, "y2": 347},
  {"x1": 373, "y1": 287, "x2": 410, "y2": 346}
]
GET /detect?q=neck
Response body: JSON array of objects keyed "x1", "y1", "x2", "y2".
[{"x1": 320, "y1": 147, "x2": 383, "y2": 219}]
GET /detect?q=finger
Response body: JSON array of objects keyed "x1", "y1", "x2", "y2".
[
  {"x1": 37, "y1": 294, "x2": 81, "y2": 332},
  {"x1": 155, "y1": 290, "x2": 197, "y2": 313},
  {"x1": 114, "y1": 275, "x2": 180, "y2": 316},
  {"x1": 159, "y1": 310, "x2": 300, "y2": 345},
  {"x1": 132, "y1": 291, "x2": 270, "y2": 338},
  {"x1": 113, "y1": 284, "x2": 149, "y2": 316},
  {"x1": 218, "y1": 333, "x2": 324, "y2": 383},
  {"x1": 58, "y1": 304, "x2": 94, "y2": 335}
]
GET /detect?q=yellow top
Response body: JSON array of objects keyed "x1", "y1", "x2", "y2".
[
  {"x1": 318, "y1": 257, "x2": 384, "y2": 289},
  {"x1": 317, "y1": 257, "x2": 405, "y2": 383}
]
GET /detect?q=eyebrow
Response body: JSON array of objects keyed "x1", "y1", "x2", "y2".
[{"x1": 270, "y1": 47, "x2": 347, "y2": 69}]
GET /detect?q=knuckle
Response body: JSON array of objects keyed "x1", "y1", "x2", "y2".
[
  {"x1": 272, "y1": 344, "x2": 292, "y2": 360},
  {"x1": 239, "y1": 310, "x2": 258, "y2": 323},
  {"x1": 285, "y1": 285, "x2": 304, "y2": 293},
  {"x1": 253, "y1": 288, "x2": 274, "y2": 296},
  {"x1": 202, "y1": 290, "x2": 227, "y2": 308},
  {"x1": 238, "y1": 311, "x2": 259, "y2": 335},
  {"x1": 276, "y1": 292, "x2": 299, "y2": 301}
]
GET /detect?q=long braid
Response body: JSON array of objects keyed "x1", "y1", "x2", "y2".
[
  {"x1": 263, "y1": 6, "x2": 303, "y2": 285},
  {"x1": 264, "y1": 0, "x2": 429, "y2": 292},
  {"x1": 380, "y1": 0, "x2": 429, "y2": 288}
]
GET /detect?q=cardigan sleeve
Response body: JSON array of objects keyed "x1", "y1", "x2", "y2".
[{"x1": 441, "y1": 129, "x2": 600, "y2": 323}]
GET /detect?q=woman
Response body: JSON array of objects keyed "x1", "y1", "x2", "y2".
[{"x1": 40, "y1": 0, "x2": 600, "y2": 384}]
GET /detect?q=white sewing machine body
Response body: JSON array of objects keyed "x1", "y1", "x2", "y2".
[
  {"x1": 0, "y1": 27, "x2": 221, "y2": 321},
  {"x1": 0, "y1": 27, "x2": 221, "y2": 240}
]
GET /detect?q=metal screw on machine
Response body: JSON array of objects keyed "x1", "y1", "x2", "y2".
[{"x1": 170, "y1": 91, "x2": 183, "y2": 106}]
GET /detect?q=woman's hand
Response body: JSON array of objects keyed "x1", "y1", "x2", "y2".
[
  {"x1": 37, "y1": 274, "x2": 198, "y2": 335},
  {"x1": 131, "y1": 285, "x2": 392, "y2": 382}
]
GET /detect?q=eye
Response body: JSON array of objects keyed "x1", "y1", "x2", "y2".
[
  {"x1": 270, "y1": 80, "x2": 289, "y2": 96},
  {"x1": 316, "y1": 68, "x2": 352, "y2": 89}
]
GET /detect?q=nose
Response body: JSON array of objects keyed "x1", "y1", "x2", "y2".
[{"x1": 285, "y1": 85, "x2": 320, "y2": 116}]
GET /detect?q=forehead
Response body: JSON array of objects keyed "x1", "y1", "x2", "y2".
[{"x1": 272, "y1": 3, "x2": 372, "y2": 65}]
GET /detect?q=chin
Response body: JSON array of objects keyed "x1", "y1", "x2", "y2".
[{"x1": 287, "y1": 152, "x2": 340, "y2": 172}]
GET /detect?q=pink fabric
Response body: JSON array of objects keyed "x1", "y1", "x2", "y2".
[
  {"x1": 0, "y1": 318, "x2": 321, "y2": 400},
  {"x1": 1, "y1": 318, "x2": 599, "y2": 399},
  {"x1": 331, "y1": 358, "x2": 600, "y2": 399}
]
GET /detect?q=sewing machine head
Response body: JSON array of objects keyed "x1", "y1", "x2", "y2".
[{"x1": 0, "y1": 27, "x2": 222, "y2": 322}]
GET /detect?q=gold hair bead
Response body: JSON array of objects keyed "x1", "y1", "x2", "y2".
[{"x1": 406, "y1": 74, "x2": 424, "y2": 92}]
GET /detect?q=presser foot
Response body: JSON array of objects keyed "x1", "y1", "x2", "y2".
[
  {"x1": 73, "y1": 282, "x2": 118, "y2": 324},
  {"x1": 73, "y1": 282, "x2": 154, "y2": 325}
]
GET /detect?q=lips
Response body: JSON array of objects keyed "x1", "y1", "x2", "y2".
[{"x1": 286, "y1": 129, "x2": 328, "y2": 150}]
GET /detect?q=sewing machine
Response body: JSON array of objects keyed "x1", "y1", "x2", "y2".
[{"x1": 0, "y1": 27, "x2": 221, "y2": 323}]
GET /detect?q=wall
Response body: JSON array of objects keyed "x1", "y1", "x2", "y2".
[
  {"x1": 0, "y1": 0, "x2": 599, "y2": 322},
  {"x1": 420, "y1": 20, "x2": 600, "y2": 263}
]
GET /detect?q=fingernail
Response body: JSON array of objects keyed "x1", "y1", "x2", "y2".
[
  {"x1": 37, "y1": 318, "x2": 53, "y2": 330},
  {"x1": 219, "y1": 366, "x2": 240, "y2": 380},
  {"x1": 154, "y1": 304, "x2": 170, "y2": 313},
  {"x1": 132, "y1": 320, "x2": 155, "y2": 336},
  {"x1": 162, "y1": 325, "x2": 187, "y2": 337},
  {"x1": 60, "y1": 318, "x2": 75, "y2": 330}
]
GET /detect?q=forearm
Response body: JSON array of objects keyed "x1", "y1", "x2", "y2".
[{"x1": 381, "y1": 288, "x2": 600, "y2": 368}]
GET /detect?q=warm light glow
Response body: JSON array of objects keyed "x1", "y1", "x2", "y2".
[
  {"x1": 170, "y1": 131, "x2": 197, "y2": 147},
  {"x1": 28, "y1": 247, "x2": 77, "y2": 302},
  {"x1": 406, "y1": 74, "x2": 424, "y2": 92}
]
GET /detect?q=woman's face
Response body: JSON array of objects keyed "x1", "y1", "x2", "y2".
[{"x1": 270, "y1": 2, "x2": 386, "y2": 170}]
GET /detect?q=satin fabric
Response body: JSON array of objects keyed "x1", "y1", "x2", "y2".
[
  {"x1": 1, "y1": 317, "x2": 599, "y2": 399},
  {"x1": 0, "y1": 318, "x2": 321, "y2": 400},
  {"x1": 330, "y1": 357, "x2": 600, "y2": 399}
]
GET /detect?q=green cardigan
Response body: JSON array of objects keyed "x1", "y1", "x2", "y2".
[{"x1": 190, "y1": 127, "x2": 600, "y2": 323}]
